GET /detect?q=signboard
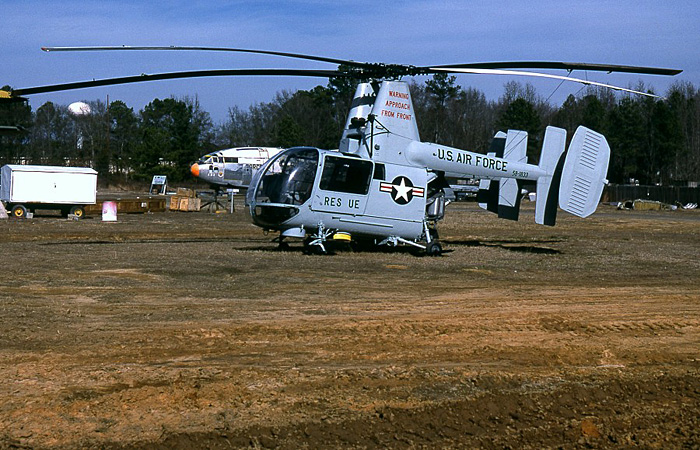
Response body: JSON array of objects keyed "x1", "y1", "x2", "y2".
[{"x1": 150, "y1": 175, "x2": 167, "y2": 195}]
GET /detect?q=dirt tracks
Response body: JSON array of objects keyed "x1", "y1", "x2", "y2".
[{"x1": 1, "y1": 202, "x2": 699, "y2": 448}]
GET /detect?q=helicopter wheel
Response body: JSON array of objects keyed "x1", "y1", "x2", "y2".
[{"x1": 425, "y1": 241, "x2": 443, "y2": 257}]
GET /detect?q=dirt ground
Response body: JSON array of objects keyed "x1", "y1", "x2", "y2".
[{"x1": 1, "y1": 196, "x2": 698, "y2": 449}]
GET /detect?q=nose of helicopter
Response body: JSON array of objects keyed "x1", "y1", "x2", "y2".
[{"x1": 190, "y1": 163, "x2": 200, "y2": 177}]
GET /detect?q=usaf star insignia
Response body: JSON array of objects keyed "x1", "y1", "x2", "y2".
[{"x1": 380, "y1": 176, "x2": 425, "y2": 204}]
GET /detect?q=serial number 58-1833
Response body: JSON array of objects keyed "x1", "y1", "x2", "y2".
[{"x1": 512, "y1": 170, "x2": 529, "y2": 178}]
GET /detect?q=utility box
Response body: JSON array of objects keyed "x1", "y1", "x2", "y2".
[{"x1": 0, "y1": 164, "x2": 98, "y2": 219}]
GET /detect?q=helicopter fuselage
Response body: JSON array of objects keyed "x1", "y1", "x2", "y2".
[{"x1": 247, "y1": 147, "x2": 432, "y2": 243}]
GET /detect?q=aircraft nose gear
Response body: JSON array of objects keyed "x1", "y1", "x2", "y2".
[{"x1": 303, "y1": 224, "x2": 333, "y2": 255}]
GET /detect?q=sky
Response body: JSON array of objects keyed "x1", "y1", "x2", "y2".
[{"x1": 4, "y1": 0, "x2": 699, "y2": 124}]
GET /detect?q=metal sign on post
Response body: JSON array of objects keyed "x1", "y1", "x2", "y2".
[
  {"x1": 227, "y1": 188, "x2": 239, "y2": 213},
  {"x1": 150, "y1": 175, "x2": 167, "y2": 195}
]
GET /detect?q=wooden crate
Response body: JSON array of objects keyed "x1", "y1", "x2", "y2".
[
  {"x1": 171, "y1": 196, "x2": 201, "y2": 212},
  {"x1": 176, "y1": 187, "x2": 197, "y2": 198},
  {"x1": 85, "y1": 198, "x2": 167, "y2": 215}
]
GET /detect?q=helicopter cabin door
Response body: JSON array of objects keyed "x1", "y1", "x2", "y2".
[
  {"x1": 364, "y1": 163, "x2": 429, "y2": 239},
  {"x1": 311, "y1": 154, "x2": 372, "y2": 215}
]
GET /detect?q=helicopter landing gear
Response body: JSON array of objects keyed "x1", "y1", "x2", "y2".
[
  {"x1": 303, "y1": 237, "x2": 326, "y2": 255},
  {"x1": 378, "y1": 235, "x2": 426, "y2": 251},
  {"x1": 270, "y1": 234, "x2": 292, "y2": 251},
  {"x1": 423, "y1": 221, "x2": 443, "y2": 256},
  {"x1": 425, "y1": 241, "x2": 443, "y2": 256},
  {"x1": 303, "y1": 224, "x2": 333, "y2": 255}
]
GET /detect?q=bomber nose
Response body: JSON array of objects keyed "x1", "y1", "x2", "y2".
[{"x1": 190, "y1": 163, "x2": 200, "y2": 177}]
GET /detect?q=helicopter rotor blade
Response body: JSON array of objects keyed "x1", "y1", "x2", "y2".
[
  {"x1": 429, "y1": 67, "x2": 664, "y2": 98},
  {"x1": 43, "y1": 47, "x2": 682, "y2": 77},
  {"x1": 3, "y1": 46, "x2": 682, "y2": 101},
  {"x1": 429, "y1": 61, "x2": 682, "y2": 76},
  {"x1": 41, "y1": 45, "x2": 366, "y2": 69},
  {"x1": 7, "y1": 68, "x2": 347, "y2": 97}
]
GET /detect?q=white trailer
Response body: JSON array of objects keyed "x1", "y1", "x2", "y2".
[{"x1": 0, "y1": 165, "x2": 97, "y2": 219}]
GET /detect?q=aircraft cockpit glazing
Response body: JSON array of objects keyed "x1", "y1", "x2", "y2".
[
  {"x1": 198, "y1": 154, "x2": 214, "y2": 164},
  {"x1": 197, "y1": 154, "x2": 240, "y2": 165},
  {"x1": 250, "y1": 147, "x2": 319, "y2": 228}
]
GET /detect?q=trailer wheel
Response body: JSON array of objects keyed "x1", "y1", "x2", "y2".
[
  {"x1": 12, "y1": 205, "x2": 28, "y2": 219},
  {"x1": 70, "y1": 206, "x2": 85, "y2": 219}
]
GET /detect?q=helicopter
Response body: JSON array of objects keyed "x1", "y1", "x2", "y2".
[
  {"x1": 1, "y1": 46, "x2": 681, "y2": 255},
  {"x1": 247, "y1": 80, "x2": 607, "y2": 255}
]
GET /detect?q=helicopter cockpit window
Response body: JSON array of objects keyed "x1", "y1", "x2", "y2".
[
  {"x1": 255, "y1": 147, "x2": 319, "y2": 205},
  {"x1": 319, "y1": 155, "x2": 373, "y2": 195}
]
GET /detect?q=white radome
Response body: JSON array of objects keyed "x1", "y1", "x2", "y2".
[{"x1": 68, "y1": 101, "x2": 91, "y2": 116}]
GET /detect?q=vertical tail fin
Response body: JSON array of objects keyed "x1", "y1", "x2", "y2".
[
  {"x1": 477, "y1": 131, "x2": 505, "y2": 212},
  {"x1": 535, "y1": 126, "x2": 610, "y2": 225},
  {"x1": 478, "y1": 130, "x2": 526, "y2": 221},
  {"x1": 559, "y1": 127, "x2": 610, "y2": 218},
  {"x1": 535, "y1": 126, "x2": 567, "y2": 225},
  {"x1": 339, "y1": 82, "x2": 377, "y2": 157}
]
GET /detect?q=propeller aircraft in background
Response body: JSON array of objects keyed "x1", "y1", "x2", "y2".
[{"x1": 190, "y1": 147, "x2": 284, "y2": 189}]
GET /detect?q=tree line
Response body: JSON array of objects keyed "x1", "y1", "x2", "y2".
[{"x1": 1, "y1": 76, "x2": 698, "y2": 186}]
